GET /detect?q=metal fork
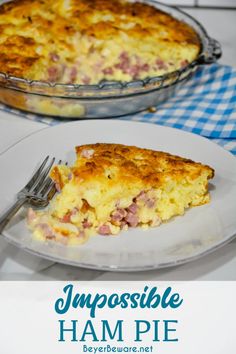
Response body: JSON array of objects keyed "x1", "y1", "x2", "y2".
[{"x1": 0, "y1": 156, "x2": 60, "y2": 234}]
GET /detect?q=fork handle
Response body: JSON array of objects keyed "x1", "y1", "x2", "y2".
[{"x1": 0, "y1": 198, "x2": 27, "y2": 234}]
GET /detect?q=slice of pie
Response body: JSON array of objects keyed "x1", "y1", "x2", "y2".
[{"x1": 27, "y1": 143, "x2": 214, "y2": 245}]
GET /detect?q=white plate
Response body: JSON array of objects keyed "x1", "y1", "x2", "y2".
[{"x1": 0, "y1": 120, "x2": 236, "y2": 271}]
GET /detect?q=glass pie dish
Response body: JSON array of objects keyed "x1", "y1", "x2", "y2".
[{"x1": 0, "y1": 0, "x2": 222, "y2": 119}]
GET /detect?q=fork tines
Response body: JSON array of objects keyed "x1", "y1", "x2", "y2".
[{"x1": 20, "y1": 156, "x2": 65, "y2": 203}]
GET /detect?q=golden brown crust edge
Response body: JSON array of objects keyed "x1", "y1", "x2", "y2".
[{"x1": 72, "y1": 143, "x2": 214, "y2": 188}]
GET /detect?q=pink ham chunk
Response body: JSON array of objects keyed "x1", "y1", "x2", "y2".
[
  {"x1": 125, "y1": 212, "x2": 139, "y2": 227},
  {"x1": 114, "y1": 52, "x2": 151, "y2": 79},
  {"x1": 111, "y1": 201, "x2": 140, "y2": 227},
  {"x1": 111, "y1": 208, "x2": 127, "y2": 222},
  {"x1": 135, "y1": 190, "x2": 148, "y2": 202},
  {"x1": 119, "y1": 51, "x2": 129, "y2": 62},
  {"x1": 82, "y1": 219, "x2": 93, "y2": 228},
  {"x1": 98, "y1": 224, "x2": 111, "y2": 235},
  {"x1": 115, "y1": 51, "x2": 130, "y2": 71},
  {"x1": 69, "y1": 67, "x2": 77, "y2": 83},
  {"x1": 127, "y1": 203, "x2": 138, "y2": 214},
  {"x1": 48, "y1": 66, "x2": 61, "y2": 82},
  {"x1": 156, "y1": 59, "x2": 168, "y2": 70},
  {"x1": 102, "y1": 67, "x2": 114, "y2": 75},
  {"x1": 126, "y1": 64, "x2": 140, "y2": 77},
  {"x1": 127, "y1": 63, "x2": 150, "y2": 78},
  {"x1": 135, "y1": 191, "x2": 156, "y2": 208},
  {"x1": 140, "y1": 63, "x2": 150, "y2": 72}
]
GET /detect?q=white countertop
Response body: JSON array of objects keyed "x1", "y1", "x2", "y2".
[{"x1": 0, "y1": 8, "x2": 235, "y2": 281}]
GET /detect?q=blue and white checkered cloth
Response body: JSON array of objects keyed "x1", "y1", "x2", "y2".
[{"x1": 1, "y1": 64, "x2": 236, "y2": 155}]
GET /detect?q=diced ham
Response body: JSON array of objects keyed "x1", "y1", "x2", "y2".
[
  {"x1": 111, "y1": 208, "x2": 127, "y2": 222},
  {"x1": 98, "y1": 224, "x2": 111, "y2": 235},
  {"x1": 119, "y1": 51, "x2": 129, "y2": 61},
  {"x1": 68, "y1": 173, "x2": 73, "y2": 181},
  {"x1": 69, "y1": 67, "x2": 77, "y2": 83},
  {"x1": 156, "y1": 59, "x2": 164, "y2": 66},
  {"x1": 135, "y1": 190, "x2": 148, "y2": 202},
  {"x1": 48, "y1": 66, "x2": 60, "y2": 82},
  {"x1": 114, "y1": 63, "x2": 122, "y2": 70},
  {"x1": 126, "y1": 62, "x2": 150, "y2": 78},
  {"x1": 125, "y1": 212, "x2": 139, "y2": 227},
  {"x1": 141, "y1": 63, "x2": 150, "y2": 72},
  {"x1": 102, "y1": 67, "x2": 114, "y2": 75},
  {"x1": 135, "y1": 191, "x2": 156, "y2": 208},
  {"x1": 133, "y1": 56, "x2": 150, "y2": 73},
  {"x1": 81, "y1": 149, "x2": 95, "y2": 158},
  {"x1": 115, "y1": 63, "x2": 137, "y2": 77},
  {"x1": 27, "y1": 208, "x2": 37, "y2": 223},
  {"x1": 126, "y1": 64, "x2": 140, "y2": 77},
  {"x1": 82, "y1": 219, "x2": 93, "y2": 228},
  {"x1": 156, "y1": 59, "x2": 168, "y2": 70},
  {"x1": 115, "y1": 51, "x2": 130, "y2": 72},
  {"x1": 127, "y1": 203, "x2": 138, "y2": 214}
]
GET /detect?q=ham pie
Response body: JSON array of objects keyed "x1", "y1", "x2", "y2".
[{"x1": 27, "y1": 143, "x2": 214, "y2": 245}]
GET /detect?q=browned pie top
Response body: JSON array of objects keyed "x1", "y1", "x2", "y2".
[
  {"x1": 0, "y1": 0, "x2": 201, "y2": 84},
  {"x1": 56, "y1": 143, "x2": 215, "y2": 189}
]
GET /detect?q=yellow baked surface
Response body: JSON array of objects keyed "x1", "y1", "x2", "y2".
[
  {"x1": 0, "y1": 0, "x2": 200, "y2": 84},
  {"x1": 27, "y1": 143, "x2": 214, "y2": 245}
]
